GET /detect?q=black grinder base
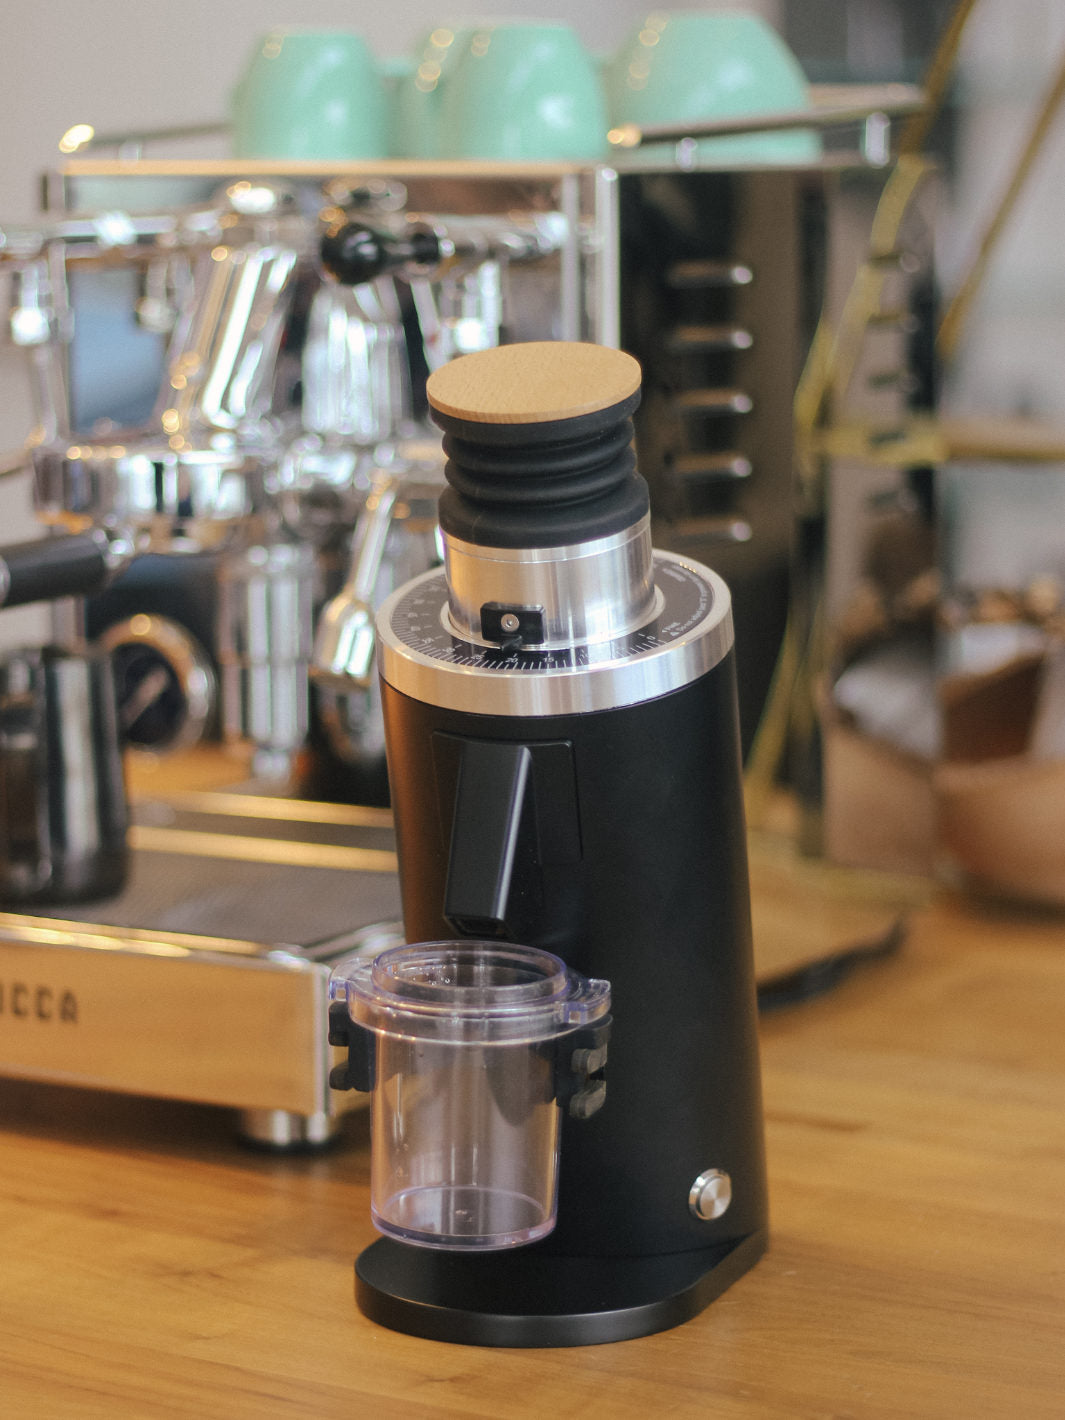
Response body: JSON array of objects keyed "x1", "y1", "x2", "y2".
[{"x1": 355, "y1": 1229, "x2": 768, "y2": 1347}]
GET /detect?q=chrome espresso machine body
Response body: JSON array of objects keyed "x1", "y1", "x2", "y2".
[
  {"x1": 0, "y1": 141, "x2": 898, "y2": 1145},
  {"x1": 31, "y1": 156, "x2": 851, "y2": 774}
]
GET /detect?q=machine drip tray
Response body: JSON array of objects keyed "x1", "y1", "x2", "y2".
[{"x1": 0, "y1": 786, "x2": 403, "y2": 1146}]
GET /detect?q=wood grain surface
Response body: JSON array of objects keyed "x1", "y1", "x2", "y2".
[{"x1": 1, "y1": 888, "x2": 1062, "y2": 1418}]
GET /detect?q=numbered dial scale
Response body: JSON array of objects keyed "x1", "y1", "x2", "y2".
[{"x1": 377, "y1": 551, "x2": 735, "y2": 720}]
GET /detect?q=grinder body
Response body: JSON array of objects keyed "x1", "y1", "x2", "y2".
[
  {"x1": 381, "y1": 655, "x2": 767, "y2": 1263},
  {"x1": 352, "y1": 341, "x2": 768, "y2": 1344}
]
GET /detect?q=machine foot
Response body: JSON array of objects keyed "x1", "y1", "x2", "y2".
[{"x1": 237, "y1": 1108, "x2": 340, "y2": 1151}]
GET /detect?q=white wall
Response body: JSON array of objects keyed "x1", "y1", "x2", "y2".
[{"x1": 941, "y1": 0, "x2": 1065, "y2": 420}]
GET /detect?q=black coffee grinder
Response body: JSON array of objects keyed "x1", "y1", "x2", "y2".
[{"x1": 331, "y1": 341, "x2": 767, "y2": 1346}]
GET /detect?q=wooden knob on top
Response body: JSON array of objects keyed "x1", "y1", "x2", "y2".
[{"x1": 426, "y1": 341, "x2": 642, "y2": 425}]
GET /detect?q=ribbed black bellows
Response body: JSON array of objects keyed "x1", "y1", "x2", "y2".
[{"x1": 431, "y1": 390, "x2": 647, "y2": 549}]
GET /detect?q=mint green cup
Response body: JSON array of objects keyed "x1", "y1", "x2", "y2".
[
  {"x1": 607, "y1": 9, "x2": 820, "y2": 163},
  {"x1": 231, "y1": 28, "x2": 386, "y2": 160},
  {"x1": 379, "y1": 55, "x2": 415, "y2": 159},
  {"x1": 390, "y1": 22, "x2": 482, "y2": 159},
  {"x1": 439, "y1": 22, "x2": 608, "y2": 161}
]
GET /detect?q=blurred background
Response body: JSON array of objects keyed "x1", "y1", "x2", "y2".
[{"x1": 1, "y1": 0, "x2": 1064, "y2": 898}]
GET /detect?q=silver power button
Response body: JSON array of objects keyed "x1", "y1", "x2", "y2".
[{"x1": 689, "y1": 1169, "x2": 732, "y2": 1221}]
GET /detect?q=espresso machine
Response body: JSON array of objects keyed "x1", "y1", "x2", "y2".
[
  {"x1": 327, "y1": 340, "x2": 767, "y2": 1346},
  {"x1": 30, "y1": 154, "x2": 845, "y2": 780},
  {"x1": 0, "y1": 173, "x2": 574, "y2": 790}
]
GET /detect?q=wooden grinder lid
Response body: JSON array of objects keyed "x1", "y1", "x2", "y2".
[{"x1": 426, "y1": 341, "x2": 642, "y2": 425}]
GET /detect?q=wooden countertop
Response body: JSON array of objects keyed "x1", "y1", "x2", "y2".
[{"x1": 1, "y1": 885, "x2": 1063, "y2": 1418}]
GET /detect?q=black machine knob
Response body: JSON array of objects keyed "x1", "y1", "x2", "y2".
[{"x1": 319, "y1": 221, "x2": 442, "y2": 286}]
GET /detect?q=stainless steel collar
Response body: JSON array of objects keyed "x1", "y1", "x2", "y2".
[{"x1": 443, "y1": 515, "x2": 658, "y2": 649}]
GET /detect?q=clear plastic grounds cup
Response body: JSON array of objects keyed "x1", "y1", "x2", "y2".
[{"x1": 329, "y1": 941, "x2": 610, "y2": 1251}]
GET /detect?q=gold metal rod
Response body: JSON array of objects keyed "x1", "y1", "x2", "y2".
[
  {"x1": 938, "y1": 41, "x2": 1065, "y2": 359},
  {"x1": 897, "y1": 0, "x2": 980, "y2": 157}
]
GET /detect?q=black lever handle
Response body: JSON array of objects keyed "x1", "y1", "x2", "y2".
[
  {"x1": 319, "y1": 221, "x2": 442, "y2": 286},
  {"x1": 0, "y1": 532, "x2": 112, "y2": 609},
  {"x1": 444, "y1": 739, "x2": 535, "y2": 937}
]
